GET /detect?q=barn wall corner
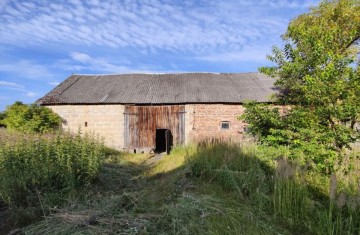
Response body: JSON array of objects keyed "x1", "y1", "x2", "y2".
[
  {"x1": 47, "y1": 105, "x2": 125, "y2": 150},
  {"x1": 186, "y1": 104, "x2": 248, "y2": 143}
]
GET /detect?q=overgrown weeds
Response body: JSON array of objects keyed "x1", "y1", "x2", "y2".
[
  {"x1": 0, "y1": 130, "x2": 105, "y2": 208},
  {"x1": 187, "y1": 141, "x2": 360, "y2": 234},
  {"x1": 3, "y1": 138, "x2": 360, "y2": 234}
]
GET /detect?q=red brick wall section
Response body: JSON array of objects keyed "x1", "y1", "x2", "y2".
[{"x1": 188, "y1": 104, "x2": 248, "y2": 143}]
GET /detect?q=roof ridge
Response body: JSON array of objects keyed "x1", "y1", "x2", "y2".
[{"x1": 71, "y1": 72, "x2": 260, "y2": 76}]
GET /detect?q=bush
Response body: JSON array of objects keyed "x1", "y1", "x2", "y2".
[
  {"x1": 0, "y1": 131, "x2": 105, "y2": 207},
  {"x1": 0, "y1": 112, "x2": 6, "y2": 128},
  {"x1": 0, "y1": 101, "x2": 61, "y2": 133}
]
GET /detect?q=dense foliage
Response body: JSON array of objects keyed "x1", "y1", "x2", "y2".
[
  {"x1": 0, "y1": 101, "x2": 61, "y2": 133},
  {"x1": 242, "y1": 0, "x2": 360, "y2": 173},
  {"x1": 0, "y1": 111, "x2": 6, "y2": 127},
  {"x1": 0, "y1": 130, "x2": 105, "y2": 207}
]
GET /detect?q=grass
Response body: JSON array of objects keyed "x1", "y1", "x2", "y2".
[
  {"x1": 1, "y1": 135, "x2": 360, "y2": 234},
  {"x1": 0, "y1": 129, "x2": 106, "y2": 234},
  {"x1": 0, "y1": 130, "x2": 105, "y2": 208}
]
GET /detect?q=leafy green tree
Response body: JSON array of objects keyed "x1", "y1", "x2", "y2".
[
  {"x1": 1, "y1": 101, "x2": 61, "y2": 133},
  {"x1": 0, "y1": 112, "x2": 6, "y2": 127},
  {"x1": 242, "y1": 0, "x2": 360, "y2": 173}
]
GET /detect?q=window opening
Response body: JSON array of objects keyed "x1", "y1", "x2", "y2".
[{"x1": 221, "y1": 121, "x2": 230, "y2": 129}]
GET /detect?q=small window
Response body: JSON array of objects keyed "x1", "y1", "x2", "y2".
[
  {"x1": 84, "y1": 122, "x2": 88, "y2": 127},
  {"x1": 221, "y1": 121, "x2": 230, "y2": 130}
]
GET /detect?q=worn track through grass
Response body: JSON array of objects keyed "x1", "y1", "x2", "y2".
[
  {"x1": 7, "y1": 143, "x2": 360, "y2": 234},
  {"x1": 20, "y1": 146, "x2": 291, "y2": 234}
]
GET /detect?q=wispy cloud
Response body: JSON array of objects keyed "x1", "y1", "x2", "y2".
[
  {"x1": 197, "y1": 45, "x2": 273, "y2": 63},
  {"x1": 57, "y1": 52, "x2": 133, "y2": 73},
  {"x1": 56, "y1": 52, "x2": 163, "y2": 74},
  {"x1": 0, "y1": 79, "x2": 40, "y2": 99},
  {"x1": 0, "y1": 0, "x2": 314, "y2": 55},
  {"x1": 253, "y1": 0, "x2": 317, "y2": 8},
  {"x1": 0, "y1": 0, "x2": 10, "y2": 13},
  {"x1": 0, "y1": 60, "x2": 53, "y2": 80},
  {"x1": 0, "y1": 80, "x2": 24, "y2": 89},
  {"x1": 71, "y1": 52, "x2": 92, "y2": 63},
  {"x1": 48, "y1": 81, "x2": 60, "y2": 86},
  {"x1": 26, "y1": 91, "x2": 38, "y2": 97}
]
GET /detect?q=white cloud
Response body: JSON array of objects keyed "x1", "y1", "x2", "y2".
[
  {"x1": 0, "y1": 0, "x2": 10, "y2": 14},
  {"x1": 26, "y1": 91, "x2": 38, "y2": 98},
  {"x1": 0, "y1": 60, "x2": 54, "y2": 80},
  {"x1": 0, "y1": 81, "x2": 24, "y2": 88},
  {"x1": 60, "y1": 52, "x2": 138, "y2": 73},
  {"x1": 70, "y1": 52, "x2": 92, "y2": 63},
  {"x1": 197, "y1": 45, "x2": 272, "y2": 63},
  {"x1": 0, "y1": 80, "x2": 40, "y2": 99},
  {"x1": 55, "y1": 51, "x2": 177, "y2": 74},
  {"x1": 0, "y1": 0, "x2": 318, "y2": 54},
  {"x1": 49, "y1": 81, "x2": 60, "y2": 86}
]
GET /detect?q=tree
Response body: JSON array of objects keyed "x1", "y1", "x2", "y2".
[
  {"x1": 242, "y1": 0, "x2": 360, "y2": 173},
  {"x1": 0, "y1": 111, "x2": 6, "y2": 128},
  {"x1": 0, "y1": 101, "x2": 62, "y2": 133}
]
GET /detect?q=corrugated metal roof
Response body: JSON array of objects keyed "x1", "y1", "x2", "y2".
[{"x1": 37, "y1": 72, "x2": 277, "y2": 105}]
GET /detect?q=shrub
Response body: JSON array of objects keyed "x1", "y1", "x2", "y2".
[
  {"x1": 0, "y1": 131, "x2": 105, "y2": 207},
  {"x1": 0, "y1": 111, "x2": 6, "y2": 128},
  {"x1": 0, "y1": 101, "x2": 61, "y2": 133}
]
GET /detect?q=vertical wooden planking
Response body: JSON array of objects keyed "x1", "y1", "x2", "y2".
[{"x1": 124, "y1": 105, "x2": 185, "y2": 148}]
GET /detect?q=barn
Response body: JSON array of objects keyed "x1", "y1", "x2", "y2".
[{"x1": 37, "y1": 73, "x2": 276, "y2": 153}]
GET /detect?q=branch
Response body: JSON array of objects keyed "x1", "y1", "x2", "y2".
[{"x1": 345, "y1": 34, "x2": 360, "y2": 50}]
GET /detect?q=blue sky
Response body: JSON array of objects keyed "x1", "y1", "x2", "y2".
[{"x1": 0, "y1": 0, "x2": 319, "y2": 111}]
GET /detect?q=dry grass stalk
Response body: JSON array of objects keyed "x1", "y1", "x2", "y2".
[
  {"x1": 329, "y1": 174, "x2": 337, "y2": 201},
  {"x1": 275, "y1": 157, "x2": 296, "y2": 180}
]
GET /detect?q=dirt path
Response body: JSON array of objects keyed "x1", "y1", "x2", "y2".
[{"x1": 144, "y1": 153, "x2": 165, "y2": 166}]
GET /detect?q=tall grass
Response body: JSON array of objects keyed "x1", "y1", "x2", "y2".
[
  {"x1": 12, "y1": 140, "x2": 360, "y2": 234},
  {"x1": 272, "y1": 158, "x2": 308, "y2": 231},
  {"x1": 188, "y1": 142, "x2": 271, "y2": 203},
  {"x1": 187, "y1": 141, "x2": 360, "y2": 234},
  {"x1": 0, "y1": 130, "x2": 105, "y2": 208}
]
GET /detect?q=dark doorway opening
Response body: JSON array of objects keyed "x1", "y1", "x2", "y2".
[{"x1": 155, "y1": 129, "x2": 173, "y2": 154}]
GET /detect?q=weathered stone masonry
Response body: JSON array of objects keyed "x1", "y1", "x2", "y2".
[
  {"x1": 47, "y1": 105, "x2": 125, "y2": 150},
  {"x1": 49, "y1": 104, "x2": 247, "y2": 150},
  {"x1": 185, "y1": 104, "x2": 247, "y2": 143}
]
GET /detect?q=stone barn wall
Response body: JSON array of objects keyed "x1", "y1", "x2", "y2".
[
  {"x1": 47, "y1": 105, "x2": 125, "y2": 150},
  {"x1": 48, "y1": 104, "x2": 249, "y2": 151},
  {"x1": 185, "y1": 104, "x2": 248, "y2": 143}
]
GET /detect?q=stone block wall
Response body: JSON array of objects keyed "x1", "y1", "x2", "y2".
[
  {"x1": 185, "y1": 104, "x2": 248, "y2": 143},
  {"x1": 48, "y1": 104, "x2": 249, "y2": 151},
  {"x1": 47, "y1": 105, "x2": 125, "y2": 150}
]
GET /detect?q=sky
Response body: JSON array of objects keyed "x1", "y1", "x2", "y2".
[{"x1": 0, "y1": 0, "x2": 320, "y2": 111}]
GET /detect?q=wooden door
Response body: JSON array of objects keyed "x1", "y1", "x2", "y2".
[{"x1": 124, "y1": 105, "x2": 185, "y2": 148}]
